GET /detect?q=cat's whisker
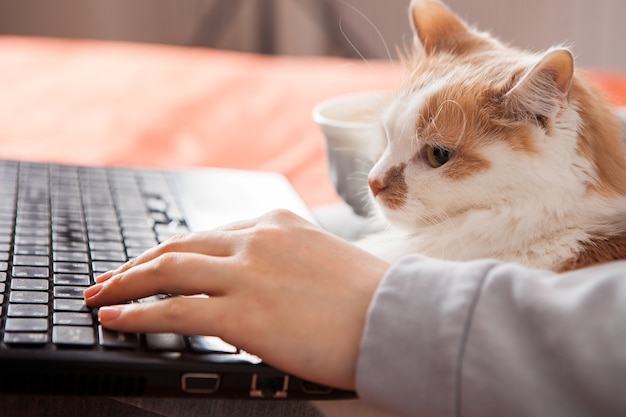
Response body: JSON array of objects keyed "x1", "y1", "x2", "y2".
[
  {"x1": 344, "y1": 162, "x2": 376, "y2": 213},
  {"x1": 415, "y1": 206, "x2": 475, "y2": 260},
  {"x1": 338, "y1": 16, "x2": 370, "y2": 68},
  {"x1": 408, "y1": 111, "x2": 423, "y2": 155},
  {"x1": 336, "y1": 0, "x2": 396, "y2": 68},
  {"x1": 441, "y1": 99, "x2": 468, "y2": 148}
]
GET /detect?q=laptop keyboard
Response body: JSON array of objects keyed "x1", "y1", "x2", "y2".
[{"x1": 0, "y1": 160, "x2": 238, "y2": 354}]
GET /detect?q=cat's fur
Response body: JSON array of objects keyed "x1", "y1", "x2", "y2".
[{"x1": 358, "y1": 0, "x2": 626, "y2": 272}]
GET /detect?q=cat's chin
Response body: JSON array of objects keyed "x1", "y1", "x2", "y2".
[{"x1": 373, "y1": 205, "x2": 427, "y2": 233}]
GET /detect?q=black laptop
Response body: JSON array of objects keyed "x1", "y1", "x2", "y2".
[{"x1": 0, "y1": 158, "x2": 355, "y2": 400}]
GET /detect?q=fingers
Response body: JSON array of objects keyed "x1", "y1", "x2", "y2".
[
  {"x1": 86, "y1": 252, "x2": 235, "y2": 307},
  {"x1": 86, "y1": 215, "x2": 273, "y2": 308},
  {"x1": 96, "y1": 210, "x2": 309, "y2": 281},
  {"x1": 97, "y1": 296, "x2": 227, "y2": 336},
  {"x1": 95, "y1": 228, "x2": 243, "y2": 285}
]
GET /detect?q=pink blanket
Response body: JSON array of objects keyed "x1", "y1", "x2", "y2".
[{"x1": 0, "y1": 36, "x2": 624, "y2": 207}]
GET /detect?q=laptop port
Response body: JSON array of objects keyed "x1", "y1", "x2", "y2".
[
  {"x1": 249, "y1": 373, "x2": 289, "y2": 398},
  {"x1": 300, "y1": 381, "x2": 333, "y2": 395},
  {"x1": 181, "y1": 373, "x2": 221, "y2": 394}
]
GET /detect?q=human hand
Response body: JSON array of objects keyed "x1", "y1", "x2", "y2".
[{"x1": 84, "y1": 209, "x2": 389, "y2": 390}]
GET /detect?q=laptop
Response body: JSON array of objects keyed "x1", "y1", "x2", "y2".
[{"x1": 0, "y1": 158, "x2": 355, "y2": 400}]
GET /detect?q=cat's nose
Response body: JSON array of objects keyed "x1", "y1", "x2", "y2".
[{"x1": 368, "y1": 178, "x2": 385, "y2": 196}]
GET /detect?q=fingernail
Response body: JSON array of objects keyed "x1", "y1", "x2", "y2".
[
  {"x1": 98, "y1": 306, "x2": 123, "y2": 322},
  {"x1": 83, "y1": 283, "x2": 103, "y2": 299}
]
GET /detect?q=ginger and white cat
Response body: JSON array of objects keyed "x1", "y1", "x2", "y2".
[
  {"x1": 357, "y1": 0, "x2": 626, "y2": 272},
  {"x1": 320, "y1": 0, "x2": 626, "y2": 416}
]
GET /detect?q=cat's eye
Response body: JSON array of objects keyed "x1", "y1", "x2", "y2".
[{"x1": 424, "y1": 145, "x2": 452, "y2": 168}]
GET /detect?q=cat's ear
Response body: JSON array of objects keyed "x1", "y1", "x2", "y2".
[
  {"x1": 409, "y1": 0, "x2": 471, "y2": 54},
  {"x1": 504, "y1": 48, "x2": 574, "y2": 123}
]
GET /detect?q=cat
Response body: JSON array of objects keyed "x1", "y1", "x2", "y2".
[
  {"x1": 318, "y1": 0, "x2": 626, "y2": 416},
  {"x1": 355, "y1": 0, "x2": 626, "y2": 273}
]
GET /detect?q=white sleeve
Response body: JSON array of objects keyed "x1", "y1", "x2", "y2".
[{"x1": 356, "y1": 255, "x2": 626, "y2": 417}]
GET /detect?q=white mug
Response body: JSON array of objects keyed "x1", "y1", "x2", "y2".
[{"x1": 313, "y1": 91, "x2": 388, "y2": 216}]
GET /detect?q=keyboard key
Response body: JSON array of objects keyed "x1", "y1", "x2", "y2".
[
  {"x1": 120, "y1": 218, "x2": 154, "y2": 230},
  {"x1": 52, "y1": 326, "x2": 95, "y2": 346},
  {"x1": 53, "y1": 298, "x2": 90, "y2": 312},
  {"x1": 51, "y1": 222, "x2": 84, "y2": 234},
  {"x1": 85, "y1": 217, "x2": 117, "y2": 229},
  {"x1": 11, "y1": 278, "x2": 49, "y2": 291},
  {"x1": 91, "y1": 250, "x2": 127, "y2": 262},
  {"x1": 188, "y1": 336, "x2": 238, "y2": 354},
  {"x1": 146, "y1": 333, "x2": 186, "y2": 351},
  {"x1": 13, "y1": 255, "x2": 49, "y2": 266},
  {"x1": 90, "y1": 241, "x2": 125, "y2": 252},
  {"x1": 126, "y1": 247, "x2": 147, "y2": 259},
  {"x1": 92, "y1": 261, "x2": 124, "y2": 273},
  {"x1": 124, "y1": 237, "x2": 158, "y2": 249},
  {"x1": 15, "y1": 212, "x2": 48, "y2": 224},
  {"x1": 15, "y1": 226, "x2": 50, "y2": 237},
  {"x1": 5, "y1": 318, "x2": 48, "y2": 332},
  {"x1": 7, "y1": 304, "x2": 48, "y2": 317},
  {"x1": 53, "y1": 241, "x2": 88, "y2": 252},
  {"x1": 149, "y1": 212, "x2": 168, "y2": 224},
  {"x1": 53, "y1": 251, "x2": 89, "y2": 263},
  {"x1": 14, "y1": 235, "x2": 48, "y2": 246},
  {"x1": 98, "y1": 326, "x2": 140, "y2": 349},
  {"x1": 53, "y1": 262, "x2": 89, "y2": 274},
  {"x1": 122, "y1": 228, "x2": 157, "y2": 240},
  {"x1": 53, "y1": 231, "x2": 87, "y2": 242},
  {"x1": 85, "y1": 224, "x2": 120, "y2": 235},
  {"x1": 87, "y1": 231, "x2": 123, "y2": 241},
  {"x1": 155, "y1": 224, "x2": 189, "y2": 242},
  {"x1": 53, "y1": 274, "x2": 90, "y2": 286},
  {"x1": 4, "y1": 332, "x2": 48, "y2": 345},
  {"x1": 137, "y1": 295, "x2": 166, "y2": 303},
  {"x1": 53, "y1": 286, "x2": 85, "y2": 299},
  {"x1": 10, "y1": 291, "x2": 49, "y2": 304},
  {"x1": 14, "y1": 244, "x2": 49, "y2": 256},
  {"x1": 145, "y1": 196, "x2": 168, "y2": 213},
  {"x1": 53, "y1": 312, "x2": 93, "y2": 326},
  {"x1": 11, "y1": 266, "x2": 49, "y2": 278}
]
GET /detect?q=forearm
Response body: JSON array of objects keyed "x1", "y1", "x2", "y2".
[{"x1": 357, "y1": 256, "x2": 626, "y2": 417}]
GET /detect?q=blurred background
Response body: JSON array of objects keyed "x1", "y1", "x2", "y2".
[{"x1": 0, "y1": 0, "x2": 624, "y2": 70}]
